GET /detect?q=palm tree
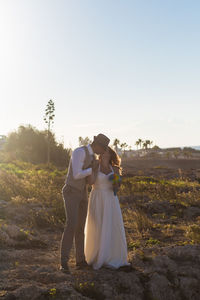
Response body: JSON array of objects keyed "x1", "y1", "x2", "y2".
[
  {"x1": 135, "y1": 138, "x2": 144, "y2": 150},
  {"x1": 135, "y1": 140, "x2": 140, "y2": 150},
  {"x1": 149, "y1": 140, "x2": 153, "y2": 148},
  {"x1": 142, "y1": 141, "x2": 148, "y2": 150},
  {"x1": 143, "y1": 139, "x2": 153, "y2": 150},
  {"x1": 138, "y1": 139, "x2": 143, "y2": 149},
  {"x1": 146, "y1": 140, "x2": 151, "y2": 149},
  {"x1": 121, "y1": 142, "x2": 128, "y2": 155}
]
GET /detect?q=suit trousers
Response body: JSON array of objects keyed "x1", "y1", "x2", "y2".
[{"x1": 60, "y1": 184, "x2": 88, "y2": 265}]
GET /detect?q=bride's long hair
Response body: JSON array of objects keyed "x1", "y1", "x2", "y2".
[{"x1": 108, "y1": 147, "x2": 122, "y2": 174}]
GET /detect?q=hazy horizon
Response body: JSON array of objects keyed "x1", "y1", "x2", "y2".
[{"x1": 1, "y1": 0, "x2": 200, "y2": 149}]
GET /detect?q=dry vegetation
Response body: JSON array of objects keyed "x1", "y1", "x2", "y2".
[
  {"x1": 119, "y1": 176, "x2": 200, "y2": 250},
  {"x1": 1, "y1": 160, "x2": 200, "y2": 299}
]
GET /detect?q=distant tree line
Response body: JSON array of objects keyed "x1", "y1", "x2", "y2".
[
  {"x1": 2, "y1": 125, "x2": 71, "y2": 168},
  {"x1": 78, "y1": 137, "x2": 156, "y2": 154},
  {"x1": 135, "y1": 139, "x2": 154, "y2": 150},
  {"x1": 78, "y1": 136, "x2": 200, "y2": 160},
  {"x1": 0, "y1": 100, "x2": 71, "y2": 168}
]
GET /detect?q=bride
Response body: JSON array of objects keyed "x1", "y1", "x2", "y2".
[{"x1": 84, "y1": 146, "x2": 130, "y2": 270}]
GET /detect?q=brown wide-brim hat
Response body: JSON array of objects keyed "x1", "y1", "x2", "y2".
[{"x1": 93, "y1": 133, "x2": 110, "y2": 149}]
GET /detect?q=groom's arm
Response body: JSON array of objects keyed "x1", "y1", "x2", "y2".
[{"x1": 72, "y1": 148, "x2": 92, "y2": 180}]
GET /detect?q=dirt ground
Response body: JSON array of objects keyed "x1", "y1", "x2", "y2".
[
  {"x1": 122, "y1": 158, "x2": 200, "y2": 180},
  {"x1": 0, "y1": 229, "x2": 139, "y2": 300}
]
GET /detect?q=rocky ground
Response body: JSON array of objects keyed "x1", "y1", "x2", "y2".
[{"x1": 1, "y1": 199, "x2": 200, "y2": 300}]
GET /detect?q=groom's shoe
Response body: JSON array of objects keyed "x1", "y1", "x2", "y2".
[
  {"x1": 60, "y1": 262, "x2": 70, "y2": 274},
  {"x1": 76, "y1": 260, "x2": 89, "y2": 270}
]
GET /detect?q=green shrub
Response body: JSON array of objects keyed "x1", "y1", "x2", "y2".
[
  {"x1": 185, "y1": 224, "x2": 200, "y2": 243},
  {"x1": 0, "y1": 161, "x2": 67, "y2": 227}
]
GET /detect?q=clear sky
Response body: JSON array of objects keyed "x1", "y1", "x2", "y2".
[{"x1": 0, "y1": 0, "x2": 200, "y2": 149}]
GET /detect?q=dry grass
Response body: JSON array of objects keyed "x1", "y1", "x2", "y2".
[
  {"x1": 1, "y1": 161, "x2": 200, "y2": 252},
  {"x1": 124, "y1": 208, "x2": 153, "y2": 235}
]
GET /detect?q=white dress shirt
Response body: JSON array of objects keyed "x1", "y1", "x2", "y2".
[{"x1": 71, "y1": 144, "x2": 94, "y2": 180}]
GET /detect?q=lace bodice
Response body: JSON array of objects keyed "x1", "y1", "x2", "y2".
[{"x1": 93, "y1": 166, "x2": 114, "y2": 191}]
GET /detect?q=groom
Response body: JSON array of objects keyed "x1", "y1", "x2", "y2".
[{"x1": 60, "y1": 133, "x2": 110, "y2": 272}]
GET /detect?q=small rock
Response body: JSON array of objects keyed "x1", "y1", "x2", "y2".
[
  {"x1": 167, "y1": 245, "x2": 200, "y2": 263},
  {"x1": 148, "y1": 273, "x2": 178, "y2": 300},
  {"x1": 179, "y1": 276, "x2": 200, "y2": 300},
  {"x1": 14, "y1": 284, "x2": 46, "y2": 300},
  {"x1": 184, "y1": 206, "x2": 200, "y2": 219},
  {"x1": 116, "y1": 272, "x2": 144, "y2": 300}
]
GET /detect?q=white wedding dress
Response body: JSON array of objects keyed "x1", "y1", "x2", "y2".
[{"x1": 84, "y1": 166, "x2": 130, "y2": 270}]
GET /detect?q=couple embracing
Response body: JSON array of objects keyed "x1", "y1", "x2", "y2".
[{"x1": 60, "y1": 134, "x2": 130, "y2": 273}]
